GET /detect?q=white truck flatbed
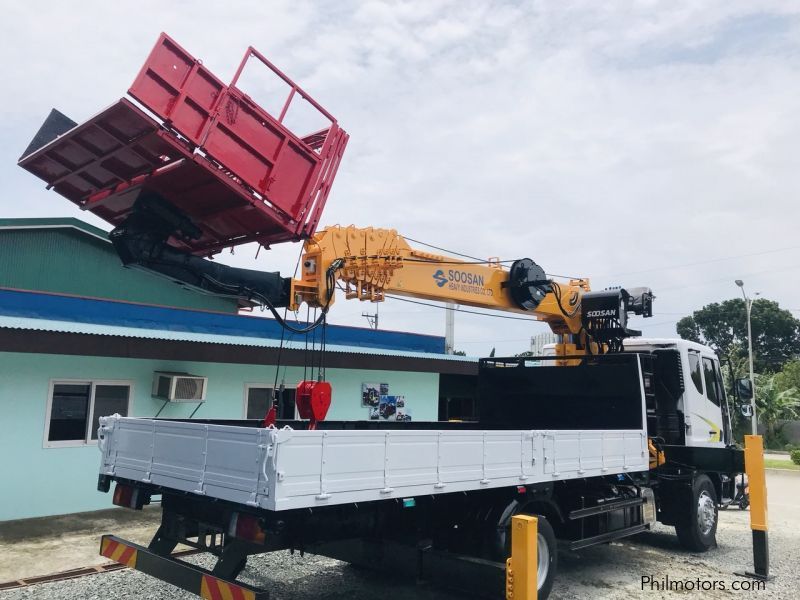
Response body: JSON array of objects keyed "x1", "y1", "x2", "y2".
[{"x1": 99, "y1": 416, "x2": 649, "y2": 511}]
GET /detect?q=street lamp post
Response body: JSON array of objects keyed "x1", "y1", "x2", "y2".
[{"x1": 735, "y1": 279, "x2": 757, "y2": 435}]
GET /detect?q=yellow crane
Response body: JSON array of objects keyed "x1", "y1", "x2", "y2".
[{"x1": 289, "y1": 225, "x2": 653, "y2": 357}]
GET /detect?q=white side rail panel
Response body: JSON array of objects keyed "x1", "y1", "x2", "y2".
[
  {"x1": 99, "y1": 416, "x2": 649, "y2": 512},
  {"x1": 98, "y1": 417, "x2": 272, "y2": 507}
]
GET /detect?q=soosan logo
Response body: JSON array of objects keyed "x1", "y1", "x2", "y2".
[{"x1": 433, "y1": 269, "x2": 448, "y2": 287}]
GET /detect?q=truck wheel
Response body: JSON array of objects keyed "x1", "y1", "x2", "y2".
[
  {"x1": 675, "y1": 474, "x2": 718, "y2": 552},
  {"x1": 524, "y1": 516, "x2": 557, "y2": 600}
]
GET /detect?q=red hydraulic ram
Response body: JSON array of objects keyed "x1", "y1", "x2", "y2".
[{"x1": 19, "y1": 33, "x2": 348, "y2": 255}]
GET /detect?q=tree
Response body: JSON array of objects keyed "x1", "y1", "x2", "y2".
[
  {"x1": 754, "y1": 374, "x2": 800, "y2": 448},
  {"x1": 676, "y1": 298, "x2": 800, "y2": 372},
  {"x1": 775, "y1": 360, "x2": 800, "y2": 394}
]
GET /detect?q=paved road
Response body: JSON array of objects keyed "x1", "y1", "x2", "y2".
[{"x1": 765, "y1": 452, "x2": 791, "y2": 461}]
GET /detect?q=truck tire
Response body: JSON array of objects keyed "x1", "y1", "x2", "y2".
[
  {"x1": 675, "y1": 474, "x2": 718, "y2": 552},
  {"x1": 528, "y1": 516, "x2": 558, "y2": 600}
]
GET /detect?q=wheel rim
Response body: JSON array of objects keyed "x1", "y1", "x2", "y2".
[
  {"x1": 697, "y1": 490, "x2": 716, "y2": 535},
  {"x1": 537, "y1": 532, "x2": 549, "y2": 589}
]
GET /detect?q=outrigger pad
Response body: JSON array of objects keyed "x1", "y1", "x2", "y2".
[{"x1": 19, "y1": 32, "x2": 348, "y2": 255}]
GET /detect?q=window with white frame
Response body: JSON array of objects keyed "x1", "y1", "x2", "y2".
[
  {"x1": 45, "y1": 381, "x2": 132, "y2": 446},
  {"x1": 244, "y1": 384, "x2": 297, "y2": 420}
]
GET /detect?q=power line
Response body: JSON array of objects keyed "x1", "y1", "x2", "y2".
[
  {"x1": 334, "y1": 283, "x2": 543, "y2": 322},
  {"x1": 384, "y1": 295, "x2": 546, "y2": 322},
  {"x1": 374, "y1": 292, "x2": 693, "y2": 324},
  {"x1": 656, "y1": 264, "x2": 800, "y2": 294},
  {"x1": 402, "y1": 235, "x2": 487, "y2": 263},
  {"x1": 598, "y1": 245, "x2": 800, "y2": 278},
  {"x1": 457, "y1": 338, "x2": 534, "y2": 345},
  {"x1": 401, "y1": 236, "x2": 581, "y2": 279},
  {"x1": 639, "y1": 320, "x2": 681, "y2": 328}
]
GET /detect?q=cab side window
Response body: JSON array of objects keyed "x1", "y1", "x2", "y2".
[
  {"x1": 688, "y1": 352, "x2": 704, "y2": 394},
  {"x1": 713, "y1": 361, "x2": 727, "y2": 404},
  {"x1": 702, "y1": 357, "x2": 721, "y2": 407}
]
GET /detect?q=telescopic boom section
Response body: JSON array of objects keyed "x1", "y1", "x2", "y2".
[{"x1": 290, "y1": 226, "x2": 590, "y2": 337}]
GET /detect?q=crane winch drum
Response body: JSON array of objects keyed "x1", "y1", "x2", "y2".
[{"x1": 506, "y1": 258, "x2": 550, "y2": 311}]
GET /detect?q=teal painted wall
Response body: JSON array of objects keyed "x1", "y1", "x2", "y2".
[
  {"x1": 0, "y1": 228, "x2": 239, "y2": 313},
  {"x1": 0, "y1": 351, "x2": 439, "y2": 521}
]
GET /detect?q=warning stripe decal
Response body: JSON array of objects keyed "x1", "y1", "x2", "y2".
[
  {"x1": 116, "y1": 545, "x2": 137, "y2": 568},
  {"x1": 101, "y1": 538, "x2": 137, "y2": 568},
  {"x1": 100, "y1": 538, "x2": 114, "y2": 556},
  {"x1": 101, "y1": 537, "x2": 256, "y2": 600},
  {"x1": 200, "y1": 575, "x2": 254, "y2": 600}
]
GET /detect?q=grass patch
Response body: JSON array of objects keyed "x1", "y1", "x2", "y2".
[{"x1": 764, "y1": 458, "x2": 800, "y2": 470}]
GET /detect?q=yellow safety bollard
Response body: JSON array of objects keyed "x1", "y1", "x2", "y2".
[
  {"x1": 506, "y1": 514, "x2": 537, "y2": 600},
  {"x1": 743, "y1": 435, "x2": 769, "y2": 579}
]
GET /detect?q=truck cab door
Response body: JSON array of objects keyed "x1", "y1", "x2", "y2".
[
  {"x1": 683, "y1": 350, "x2": 726, "y2": 448},
  {"x1": 713, "y1": 358, "x2": 733, "y2": 445}
]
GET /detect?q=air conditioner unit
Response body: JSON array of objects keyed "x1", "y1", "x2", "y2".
[{"x1": 152, "y1": 372, "x2": 207, "y2": 402}]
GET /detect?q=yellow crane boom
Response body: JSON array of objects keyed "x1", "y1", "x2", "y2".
[{"x1": 290, "y1": 225, "x2": 596, "y2": 355}]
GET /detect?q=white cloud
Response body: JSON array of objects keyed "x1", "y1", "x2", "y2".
[{"x1": 2, "y1": 1, "x2": 799, "y2": 355}]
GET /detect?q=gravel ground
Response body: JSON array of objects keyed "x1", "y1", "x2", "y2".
[{"x1": 3, "y1": 472, "x2": 796, "y2": 599}]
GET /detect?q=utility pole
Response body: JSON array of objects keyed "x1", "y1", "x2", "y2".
[
  {"x1": 735, "y1": 280, "x2": 758, "y2": 435},
  {"x1": 445, "y1": 302, "x2": 455, "y2": 354},
  {"x1": 362, "y1": 303, "x2": 379, "y2": 330}
]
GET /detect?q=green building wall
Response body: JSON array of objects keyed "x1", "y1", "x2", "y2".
[
  {"x1": 0, "y1": 225, "x2": 239, "y2": 313},
  {"x1": 0, "y1": 351, "x2": 439, "y2": 521}
]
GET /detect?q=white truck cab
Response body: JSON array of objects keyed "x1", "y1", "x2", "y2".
[
  {"x1": 542, "y1": 337, "x2": 734, "y2": 448},
  {"x1": 623, "y1": 338, "x2": 732, "y2": 448}
]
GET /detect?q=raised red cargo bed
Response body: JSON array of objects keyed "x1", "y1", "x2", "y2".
[{"x1": 19, "y1": 33, "x2": 348, "y2": 254}]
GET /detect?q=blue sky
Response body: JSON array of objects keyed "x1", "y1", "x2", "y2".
[{"x1": 1, "y1": 1, "x2": 799, "y2": 355}]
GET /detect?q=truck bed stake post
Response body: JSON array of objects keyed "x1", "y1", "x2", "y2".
[
  {"x1": 740, "y1": 435, "x2": 770, "y2": 580},
  {"x1": 506, "y1": 514, "x2": 537, "y2": 599}
]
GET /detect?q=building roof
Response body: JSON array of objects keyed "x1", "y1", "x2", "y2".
[
  {"x1": 0, "y1": 217, "x2": 240, "y2": 313},
  {"x1": 0, "y1": 288, "x2": 447, "y2": 354},
  {"x1": 0, "y1": 219, "x2": 475, "y2": 372},
  {"x1": 0, "y1": 289, "x2": 477, "y2": 374},
  {"x1": 0, "y1": 314, "x2": 471, "y2": 362},
  {"x1": 0, "y1": 217, "x2": 109, "y2": 241},
  {"x1": 0, "y1": 325, "x2": 477, "y2": 375}
]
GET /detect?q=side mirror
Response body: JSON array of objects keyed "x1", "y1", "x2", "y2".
[
  {"x1": 736, "y1": 378, "x2": 754, "y2": 401},
  {"x1": 740, "y1": 403, "x2": 754, "y2": 418}
]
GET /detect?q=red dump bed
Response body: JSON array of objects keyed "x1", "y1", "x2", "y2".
[{"x1": 19, "y1": 33, "x2": 348, "y2": 255}]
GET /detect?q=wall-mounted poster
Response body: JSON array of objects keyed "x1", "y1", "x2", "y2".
[
  {"x1": 363, "y1": 384, "x2": 411, "y2": 421},
  {"x1": 379, "y1": 395, "x2": 398, "y2": 421},
  {"x1": 362, "y1": 382, "x2": 386, "y2": 407},
  {"x1": 396, "y1": 406, "x2": 412, "y2": 422}
]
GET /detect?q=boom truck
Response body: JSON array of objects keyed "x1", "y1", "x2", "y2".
[{"x1": 18, "y1": 34, "x2": 755, "y2": 600}]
